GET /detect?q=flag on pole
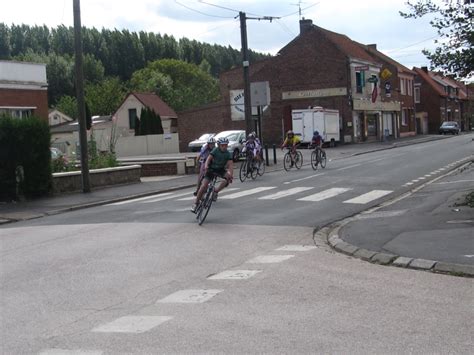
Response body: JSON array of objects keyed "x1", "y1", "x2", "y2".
[{"x1": 371, "y1": 85, "x2": 378, "y2": 103}]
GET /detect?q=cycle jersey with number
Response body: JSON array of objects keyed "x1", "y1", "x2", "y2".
[
  {"x1": 283, "y1": 136, "x2": 301, "y2": 146},
  {"x1": 209, "y1": 147, "x2": 232, "y2": 171}
]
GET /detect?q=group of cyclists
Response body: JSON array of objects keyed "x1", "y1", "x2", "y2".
[{"x1": 191, "y1": 129, "x2": 325, "y2": 213}]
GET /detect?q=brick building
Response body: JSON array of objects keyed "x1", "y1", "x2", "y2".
[
  {"x1": 178, "y1": 19, "x2": 412, "y2": 151},
  {"x1": 413, "y1": 67, "x2": 468, "y2": 133},
  {"x1": 0, "y1": 60, "x2": 48, "y2": 121}
]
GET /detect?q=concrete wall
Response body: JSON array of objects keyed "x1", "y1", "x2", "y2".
[{"x1": 52, "y1": 165, "x2": 141, "y2": 194}]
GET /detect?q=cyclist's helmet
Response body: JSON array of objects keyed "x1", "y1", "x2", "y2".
[
  {"x1": 217, "y1": 137, "x2": 229, "y2": 145},
  {"x1": 287, "y1": 130, "x2": 294, "y2": 137},
  {"x1": 247, "y1": 134, "x2": 255, "y2": 140},
  {"x1": 250, "y1": 131, "x2": 257, "y2": 137},
  {"x1": 207, "y1": 137, "x2": 216, "y2": 144},
  {"x1": 313, "y1": 130, "x2": 319, "y2": 136}
]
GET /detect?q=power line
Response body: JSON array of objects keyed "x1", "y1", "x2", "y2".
[
  {"x1": 384, "y1": 35, "x2": 439, "y2": 53},
  {"x1": 174, "y1": 0, "x2": 234, "y2": 18}
]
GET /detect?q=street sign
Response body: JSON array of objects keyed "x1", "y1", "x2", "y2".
[
  {"x1": 367, "y1": 77, "x2": 378, "y2": 83},
  {"x1": 250, "y1": 81, "x2": 270, "y2": 106},
  {"x1": 355, "y1": 65, "x2": 369, "y2": 71}
]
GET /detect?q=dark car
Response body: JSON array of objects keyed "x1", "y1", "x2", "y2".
[{"x1": 439, "y1": 121, "x2": 460, "y2": 135}]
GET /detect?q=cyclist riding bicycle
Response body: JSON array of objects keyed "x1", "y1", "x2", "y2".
[
  {"x1": 281, "y1": 130, "x2": 301, "y2": 166},
  {"x1": 193, "y1": 136, "x2": 216, "y2": 196},
  {"x1": 191, "y1": 137, "x2": 234, "y2": 213},
  {"x1": 242, "y1": 133, "x2": 262, "y2": 162},
  {"x1": 311, "y1": 130, "x2": 324, "y2": 148}
]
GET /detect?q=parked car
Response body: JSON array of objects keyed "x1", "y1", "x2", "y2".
[
  {"x1": 439, "y1": 121, "x2": 460, "y2": 135},
  {"x1": 188, "y1": 133, "x2": 216, "y2": 152},
  {"x1": 50, "y1": 147, "x2": 65, "y2": 160},
  {"x1": 214, "y1": 130, "x2": 246, "y2": 161}
]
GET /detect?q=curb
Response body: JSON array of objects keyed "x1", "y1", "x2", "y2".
[{"x1": 324, "y1": 161, "x2": 474, "y2": 278}]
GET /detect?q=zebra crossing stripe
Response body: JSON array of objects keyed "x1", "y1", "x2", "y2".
[
  {"x1": 107, "y1": 193, "x2": 173, "y2": 205},
  {"x1": 220, "y1": 187, "x2": 276, "y2": 199},
  {"x1": 297, "y1": 187, "x2": 351, "y2": 202},
  {"x1": 259, "y1": 187, "x2": 314, "y2": 200},
  {"x1": 343, "y1": 190, "x2": 392, "y2": 204},
  {"x1": 142, "y1": 191, "x2": 194, "y2": 203},
  {"x1": 177, "y1": 188, "x2": 240, "y2": 201}
]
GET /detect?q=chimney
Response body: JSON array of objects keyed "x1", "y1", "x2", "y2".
[
  {"x1": 421, "y1": 66, "x2": 428, "y2": 73},
  {"x1": 368, "y1": 44, "x2": 377, "y2": 50},
  {"x1": 299, "y1": 18, "x2": 313, "y2": 34}
]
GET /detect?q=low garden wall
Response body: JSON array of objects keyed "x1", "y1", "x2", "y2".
[{"x1": 52, "y1": 165, "x2": 142, "y2": 194}]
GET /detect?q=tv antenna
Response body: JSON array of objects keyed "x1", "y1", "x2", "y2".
[{"x1": 291, "y1": 0, "x2": 306, "y2": 20}]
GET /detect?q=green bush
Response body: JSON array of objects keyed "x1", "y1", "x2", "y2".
[{"x1": 0, "y1": 115, "x2": 52, "y2": 200}]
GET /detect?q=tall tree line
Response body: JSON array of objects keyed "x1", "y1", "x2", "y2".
[{"x1": 0, "y1": 23, "x2": 268, "y2": 81}]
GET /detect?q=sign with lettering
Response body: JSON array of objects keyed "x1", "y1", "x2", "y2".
[
  {"x1": 354, "y1": 65, "x2": 369, "y2": 71},
  {"x1": 282, "y1": 87, "x2": 347, "y2": 100}
]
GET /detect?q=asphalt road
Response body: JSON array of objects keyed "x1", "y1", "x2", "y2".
[{"x1": 1, "y1": 135, "x2": 473, "y2": 354}]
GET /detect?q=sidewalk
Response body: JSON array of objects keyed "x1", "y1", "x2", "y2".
[{"x1": 0, "y1": 134, "x2": 458, "y2": 224}]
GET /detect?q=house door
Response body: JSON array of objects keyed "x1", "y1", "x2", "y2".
[{"x1": 367, "y1": 114, "x2": 377, "y2": 140}]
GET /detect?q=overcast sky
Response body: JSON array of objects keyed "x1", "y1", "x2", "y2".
[{"x1": 1, "y1": 0, "x2": 440, "y2": 70}]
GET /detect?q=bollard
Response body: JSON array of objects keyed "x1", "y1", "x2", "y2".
[
  {"x1": 265, "y1": 145, "x2": 269, "y2": 166},
  {"x1": 272, "y1": 144, "x2": 277, "y2": 164}
]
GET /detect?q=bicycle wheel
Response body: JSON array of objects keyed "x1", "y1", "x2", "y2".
[
  {"x1": 239, "y1": 160, "x2": 248, "y2": 182},
  {"x1": 311, "y1": 151, "x2": 319, "y2": 170},
  {"x1": 320, "y1": 151, "x2": 327, "y2": 168},
  {"x1": 257, "y1": 159, "x2": 265, "y2": 176},
  {"x1": 295, "y1": 151, "x2": 303, "y2": 169},
  {"x1": 283, "y1": 153, "x2": 292, "y2": 171},
  {"x1": 198, "y1": 187, "x2": 214, "y2": 225},
  {"x1": 250, "y1": 161, "x2": 258, "y2": 180}
]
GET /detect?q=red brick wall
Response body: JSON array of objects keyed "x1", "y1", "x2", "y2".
[{"x1": 0, "y1": 88, "x2": 48, "y2": 121}]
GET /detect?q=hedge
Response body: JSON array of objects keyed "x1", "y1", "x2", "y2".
[{"x1": 0, "y1": 115, "x2": 52, "y2": 200}]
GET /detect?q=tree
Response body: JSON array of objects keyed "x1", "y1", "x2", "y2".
[
  {"x1": 55, "y1": 95, "x2": 78, "y2": 120},
  {"x1": 0, "y1": 23, "x2": 11, "y2": 59},
  {"x1": 130, "y1": 59, "x2": 220, "y2": 111},
  {"x1": 85, "y1": 77, "x2": 125, "y2": 116},
  {"x1": 400, "y1": 0, "x2": 473, "y2": 79},
  {"x1": 137, "y1": 107, "x2": 163, "y2": 135}
]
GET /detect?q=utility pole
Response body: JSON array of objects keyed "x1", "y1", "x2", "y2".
[
  {"x1": 239, "y1": 12, "x2": 252, "y2": 135},
  {"x1": 239, "y1": 12, "x2": 279, "y2": 136},
  {"x1": 73, "y1": 0, "x2": 90, "y2": 192}
]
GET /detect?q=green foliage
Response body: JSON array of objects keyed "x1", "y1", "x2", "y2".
[
  {"x1": 85, "y1": 77, "x2": 126, "y2": 116},
  {"x1": 55, "y1": 95, "x2": 78, "y2": 120},
  {"x1": 137, "y1": 107, "x2": 164, "y2": 135},
  {"x1": 0, "y1": 115, "x2": 52, "y2": 200},
  {"x1": 130, "y1": 59, "x2": 220, "y2": 111},
  {"x1": 400, "y1": 0, "x2": 473, "y2": 79},
  {"x1": 87, "y1": 131, "x2": 118, "y2": 169}
]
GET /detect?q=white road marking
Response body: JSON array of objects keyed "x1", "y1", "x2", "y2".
[
  {"x1": 177, "y1": 188, "x2": 240, "y2": 201},
  {"x1": 337, "y1": 163, "x2": 361, "y2": 171},
  {"x1": 143, "y1": 191, "x2": 193, "y2": 203},
  {"x1": 107, "y1": 193, "x2": 172, "y2": 205},
  {"x1": 343, "y1": 190, "x2": 392, "y2": 204},
  {"x1": 157, "y1": 289, "x2": 223, "y2": 303},
  {"x1": 297, "y1": 187, "x2": 351, "y2": 202},
  {"x1": 434, "y1": 180, "x2": 474, "y2": 185},
  {"x1": 404, "y1": 182, "x2": 414, "y2": 186},
  {"x1": 283, "y1": 173, "x2": 324, "y2": 184},
  {"x1": 275, "y1": 245, "x2": 317, "y2": 251},
  {"x1": 464, "y1": 255, "x2": 474, "y2": 258},
  {"x1": 419, "y1": 177, "x2": 426, "y2": 180},
  {"x1": 208, "y1": 270, "x2": 262, "y2": 280},
  {"x1": 357, "y1": 210, "x2": 407, "y2": 219},
  {"x1": 446, "y1": 220, "x2": 473, "y2": 224},
  {"x1": 424, "y1": 174, "x2": 432, "y2": 177},
  {"x1": 246, "y1": 255, "x2": 295, "y2": 263},
  {"x1": 412, "y1": 179, "x2": 420, "y2": 182},
  {"x1": 39, "y1": 350, "x2": 103, "y2": 355},
  {"x1": 92, "y1": 316, "x2": 172, "y2": 333},
  {"x1": 220, "y1": 187, "x2": 276, "y2": 199},
  {"x1": 259, "y1": 187, "x2": 314, "y2": 200}
]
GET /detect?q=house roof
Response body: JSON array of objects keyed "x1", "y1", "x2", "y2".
[
  {"x1": 316, "y1": 26, "x2": 377, "y2": 64},
  {"x1": 431, "y1": 73, "x2": 468, "y2": 99},
  {"x1": 130, "y1": 92, "x2": 177, "y2": 117},
  {"x1": 363, "y1": 45, "x2": 415, "y2": 75},
  {"x1": 413, "y1": 67, "x2": 447, "y2": 97}
]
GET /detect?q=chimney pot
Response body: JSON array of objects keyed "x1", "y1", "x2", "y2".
[
  {"x1": 368, "y1": 44, "x2": 377, "y2": 50},
  {"x1": 299, "y1": 19, "x2": 313, "y2": 34},
  {"x1": 421, "y1": 66, "x2": 428, "y2": 73}
]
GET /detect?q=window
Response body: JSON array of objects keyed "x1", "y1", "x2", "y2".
[
  {"x1": 407, "y1": 79, "x2": 413, "y2": 96},
  {"x1": 414, "y1": 87, "x2": 420, "y2": 103},
  {"x1": 400, "y1": 78, "x2": 406, "y2": 95},
  {"x1": 401, "y1": 109, "x2": 407, "y2": 126},
  {"x1": 128, "y1": 108, "x2": 137, "y2": 129},
  {"x1": 355, "y1": 71, "x2": 365, "y2": 93}
]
